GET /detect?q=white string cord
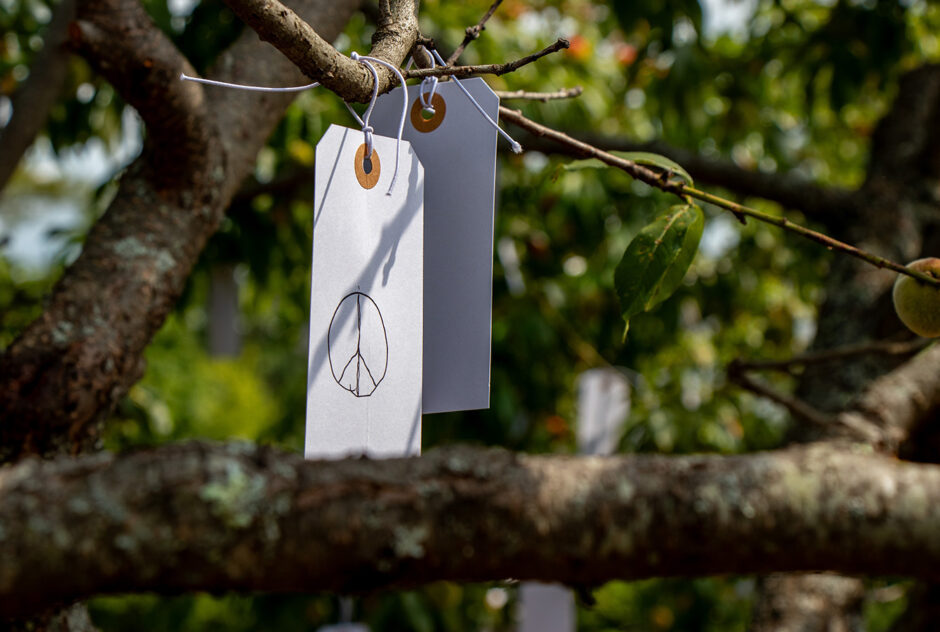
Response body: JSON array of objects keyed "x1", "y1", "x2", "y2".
[
  {"x1": 418, "y1": 54, "x2": 439, "y2": 113},
  {"x1": 350, "y1": 52, "x2": 409, "y2": 196},
  {"x1": 343, "y1": 101, "x2": 365, "y2": 127},
  {"x1": 349, "y1": 55, "x2": 381, "y2": 160},
  {"x1": 429, "y1": 49, "x2": 523, "y2": 154},
  {"x1": 178, "y1": 72, "x2": 320, "y2": 93}
]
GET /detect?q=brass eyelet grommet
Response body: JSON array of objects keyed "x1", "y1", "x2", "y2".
[
  {"x1": 410, "y1": 93, "x2": 446, "y2": 133},
  {"x1": 355, "y1": 143, "x2": 381, "y2": 189}
]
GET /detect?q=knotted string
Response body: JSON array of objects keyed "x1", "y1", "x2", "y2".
[
  {"x1": 418, "y1": 53, "x2": 439, "y2": 113},
  {"x1": 348, "y1": 55, "x2": 381, "y2": 160},
  {"x1": 350, "y1": 52, "x2": 409, "y2": 196},
  {"x1": 428, "y1": 48, "x2": 522, "y2": 154}
]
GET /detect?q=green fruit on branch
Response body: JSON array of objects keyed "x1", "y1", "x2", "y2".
[{"x1": 893, "y1": 257, "x2": 940, "y2": 338}]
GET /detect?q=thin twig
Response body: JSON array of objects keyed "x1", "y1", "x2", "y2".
[
  {"x1": 406, "y1": 39, "x2": 569, "y2": 80},
  {"x1": 499, "y1": 105, "x2": 684, "y2": 190},
  {"x1": 446, "y1": 0, "x2": 504, "y2": 65},
  {"x1": 499, "y1": 106, "x2": 940, "y2": 289},
  {"x1": 682, "y1": 187, "x2": 940, "y2": 286},
  {"x1": 734, "y1": 339, "x2": 933, "y2": 374},
  {"x1": 495, "y1": 87, "x2": 583, "y2": 102},
  {"x1": 728, "y1": 371, "x2": 835, "y2": 428}
]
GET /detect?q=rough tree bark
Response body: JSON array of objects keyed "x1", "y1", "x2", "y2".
[
  {"x1": 748, "y1": 64, "x2": 940, "y2": 632},
  {"x1": 0, "y1": 0, "x2": 360, "y2": 627},
  {"x1": 0, "y1": 0, "x2": 77, "y2": 193},
  {"x1": 7, "y1": 441, "x2": 940, "y2": 619},
  {"x1": 0, "y1": 0, "x2": 365, "y2": 462}
]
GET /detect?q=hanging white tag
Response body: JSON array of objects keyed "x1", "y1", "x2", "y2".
[
  {"x1": 576, "y1": 368, "x2": 631, "y2": 456},
  {"x1": 518, "y1": 368, "x2": 630, "y2": 629},
  {"x1": 305, "y1": 124, "x2": 424, "y2": 459},
  {"x1": 518, "y1": 583, "x2": 576, "y2": 632},
  {"x1": 371, "y1": 78, "x2": 498, "y2": 414}
]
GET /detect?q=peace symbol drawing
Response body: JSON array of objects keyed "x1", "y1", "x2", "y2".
[{"x1": 328, "y1": 292, "x2": 388, "y2": 397}]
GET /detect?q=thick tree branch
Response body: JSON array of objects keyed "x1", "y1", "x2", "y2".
[
  {"x1": 218, "y1": 0, "x2": 565, "y2": 101},
  {"x1": 0, "y1": 0, "x2": 76, "y2": 195},
  {"x1": 0, "y1": 0, "x2": 358, "y2": 461},
  {"x1": 68, "y1": 0, "x2": 214, "y2": 185},
  {"x1": 840, "y1": 342, "x2": 940, "y2": 450},
  {"x1": 868, "y1": 64, "x2": 940, "y2": 185},
  {"x1": 5, "y1": 442, "x2": 940, "y2": 618},
  {"x1": 731, "y1": 342, "x2": 940, "y2": 449},
  {"x1": 220, "y1": 0, "x2": 419, "y2": 102},
  {"x1": 751, "y1": 63, "x2": 940, "y2": 630}
]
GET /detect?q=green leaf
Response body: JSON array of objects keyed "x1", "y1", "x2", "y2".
[
  {"x1": 615, "y1": 204, "x2": 704, "y2": 337},
  {"x1": 563, "y1": 151, "x2": 693, "y2": 186}
]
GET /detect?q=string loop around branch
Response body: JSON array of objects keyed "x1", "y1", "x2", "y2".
[{"x1": 428, "y1": 49, "x2": 522, "y2": 154}]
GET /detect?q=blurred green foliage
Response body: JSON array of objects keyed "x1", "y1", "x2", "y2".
[{"x1": 3, "y1": 0, "x2": 940, "y2": 628}]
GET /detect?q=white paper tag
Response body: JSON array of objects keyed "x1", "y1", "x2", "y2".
[
  {"x1": 305, "y1": 125, "x2": 424, "y2": 459},
  {"x1": 518, "y1": 369, "x2": 630, "y2": 629},
  {"x1": 576, "y1": 368, "x2": 631, "y2": 456},
  {"x1": 371, "y1": 78, "x2": 498, "y2": 414},
  {"x1": 518, "y1": 583, "x2": 576, "y2": 632}
]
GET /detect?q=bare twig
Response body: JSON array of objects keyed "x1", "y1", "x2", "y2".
[
  {"x1": 520, "y1": 132, "x2": 857, "y2": 217},
  {"x1": 728, "y1": 369, "x2": 835, "y2": 428},
  {"x1": 446, "y1": 0, "x2": 504, "y2": 65},
  {"x1": 734, "y1": 339, "x2": 932, "y2": 374},
  {"x1": 683, "y1": 187, "x2": 940, "y2": 286},
  {"x1": 406, "y1": 39, "x2": 569, "y2": 80},
  {"x1": 495, "y1": 87, "x2": 583, "y2": 102},
  {"x1": 499, "y1": 105, "x2": 684, "y2": 189},
  {"x1": 499, "y1": 106, "x2": 940, "y2": 289}
]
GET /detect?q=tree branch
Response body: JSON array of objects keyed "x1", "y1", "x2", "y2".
[
  {"x1": 403, "y1": 39, "x2": 569, "y2": 80},
  {"x1": 732, "y1": 338, "x2": 930, "y2": 374},
  {"x1": 445, "y1": 0, "x2": 502, "y2": 65},
  {"x1": 219, "y1": 0, "x2": 565, "y2": 100},
  {"x1": 868, "y1": 64, "x2": 940, "y2": 185},
  {"x1": 727, "y1": 369, "x2": 835, "y2": 429},
  {"x1": 0, "y1": 0, "x2": 76, "y2": 195},
  {"x1": 520, "y1": 132, "x2": 857, "y2": 218},
  {"x1": 499, "y1": 106, "x2": 940, "y2": 289},
  {"x1": 495, "y1": 87, "x2": 583, "y2": 102},
  {"x1": 0, "y1": 0, "x2": 359, "y2": 462},
  {"x1": 220, "y1": 0, "x2": 419, "y2": 102},
  {"x1": 68, "y1": 0, "x2": 214, "y2": 185},
  {"x1": 840, "y1": 342, "x2": 940, "y2": 451},
  {"x1": 5, "y1": 442, "x2": 940, "y2": 618},
  {"x1": 731, "y1": 342, "x2": 940, "y2": 449}
]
